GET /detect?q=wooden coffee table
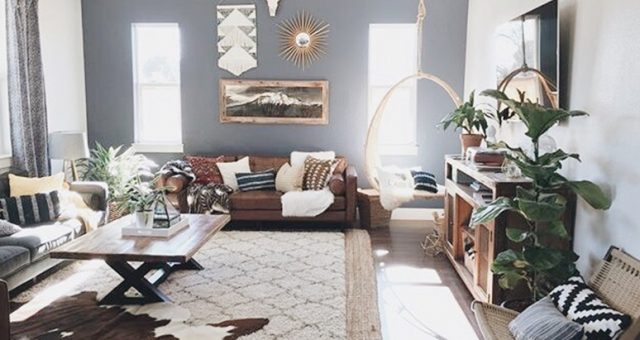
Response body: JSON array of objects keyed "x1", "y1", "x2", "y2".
[{"x1": 51, "y1": 214, "x2": 230, "y2": 305}]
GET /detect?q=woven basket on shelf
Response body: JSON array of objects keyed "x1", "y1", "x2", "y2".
[
  {"x1": 357, "y1": 189, "x2": 392, "y2": 229},
  {"x1": 107, "y1": 202, "x2": 128, "y2": 223}
]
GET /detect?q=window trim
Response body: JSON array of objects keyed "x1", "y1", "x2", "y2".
[
  {"x1": 0, "y1": 155, "x2": 11, "y2": 170},
  {"x1": 368, "y1": 23, "x2": 419, "y2": 156},
  {"x1": 131, "y1": 23, "x2": 183, "y2": 153}
]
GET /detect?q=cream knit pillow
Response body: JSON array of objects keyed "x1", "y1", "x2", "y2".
[
  {"x1": 217, "y1": 157, "x2": 251, "y2": 191},
  {"x1": 275, "y1": 163, "x2": 304, "y2": 193}
]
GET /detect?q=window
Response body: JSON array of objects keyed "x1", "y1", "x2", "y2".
[
  {"x1": 0, "y1": 3, "x2": 11, "y2": 164},
  {"x1": 132, "y1": 23, "x2": 183, "y2": 153},
  {"x1": 369, "y1": 24, "x2": 418, "y2": 155}
]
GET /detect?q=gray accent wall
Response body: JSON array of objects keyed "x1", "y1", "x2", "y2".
[{"x1": 82, "y1": 0, "x2": 469, "y2": 201}]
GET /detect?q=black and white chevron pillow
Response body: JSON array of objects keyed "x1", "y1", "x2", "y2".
[{"x1": 549, "y1": 276, "x2": 632, "y2": 340}]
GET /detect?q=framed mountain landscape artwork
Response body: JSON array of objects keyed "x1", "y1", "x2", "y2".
[{"x1": 220, "y1": 80, "x2": 329, "y2": 125}]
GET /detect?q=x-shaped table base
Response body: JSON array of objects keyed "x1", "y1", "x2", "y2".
[{"x1": 99, "y1": 259, "x2": 203, "y2": 305}]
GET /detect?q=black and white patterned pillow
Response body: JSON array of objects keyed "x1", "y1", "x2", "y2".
[
  {"x1": 411, "y1": 170, "x2": 438, "y2": 193},
  {"x1": 549, "y1": 276, "x2": 632, "y2": 340},
  {"x1": 0, "y1": 191, "x2": 60, "y2": 226},
  {"x1": 235, "y1": 170, "x2": 276, "y2": 192}
]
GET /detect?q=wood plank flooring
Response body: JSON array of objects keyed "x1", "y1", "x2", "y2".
[{"x1": 369, "y1": 222, "x2": 482, "y2": 340}]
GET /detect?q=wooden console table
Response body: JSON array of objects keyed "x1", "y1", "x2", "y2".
[{"x1": 442, "y1": 155, "x2": 576, "y2": 304}]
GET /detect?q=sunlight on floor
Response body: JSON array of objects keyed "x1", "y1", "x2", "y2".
[
  {"x1": 378, "y1": 265, "x2": 479, "y2": 340},
  {"x1": 11, "y1": 260, "x2": 104, "y2": 322}
]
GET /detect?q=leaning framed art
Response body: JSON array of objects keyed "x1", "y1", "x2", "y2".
[{"x1": 220, "y1": 80, "x2": 329, "y2": 125}]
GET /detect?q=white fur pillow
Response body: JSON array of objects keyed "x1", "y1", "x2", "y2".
[
  {"x1": 290, "y1": 151, "x2": 335, "y2": 168},
  {"x1": 377, "y1": 166, "x2": 420, "y2": 211},
  {"x1": 275, "y1": 163, "x2": 304, "y2": 193},
  {"x1": 217, "y1": 157, "x2": 251, "y2": 191}
]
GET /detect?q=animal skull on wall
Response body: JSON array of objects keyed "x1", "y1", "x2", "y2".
[{"x1": 266, "y1": 0, "x2": 280, "y2": 17}]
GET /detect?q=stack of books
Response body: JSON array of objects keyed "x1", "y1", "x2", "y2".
[
  {"x1": 466, "y1": 147, "x2": 508, "y2": 171},
  {"x1": 470, "y1": 181, "x2": 493, "y2": 204}
]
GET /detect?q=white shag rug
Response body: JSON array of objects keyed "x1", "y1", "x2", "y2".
[{"x1": 15, "y1": 231, "x2": 347, "y2": 340}]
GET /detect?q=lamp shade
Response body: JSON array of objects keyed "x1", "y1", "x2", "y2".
[{"x1": 49, "y1": 132, "x2": 90, "y2": 160}]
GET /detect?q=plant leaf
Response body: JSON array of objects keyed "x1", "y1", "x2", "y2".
[
  {"x1": 471, "y1": 197, "x2": 518, "y2": 226},
  {"x1": 506, "y1": 228, "x2": 530, "y2": 243},
  {"x1": 542, "y1": 221, "x2": 570, "y2": 240},
  {"x1": 516, "y1": 198, "x2": 566, "y2": 222},
  {"x1": 524, "y1": 247, "x2": 563, "y2": 271},
  {"x1": 499, "y1": 271, "x2": 526, "y2": 290},
  {"x1": 566, "y1": 181, "x2": 612, "y2": 210}
]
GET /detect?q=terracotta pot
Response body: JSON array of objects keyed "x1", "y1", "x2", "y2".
[{"x1": 459, "y1": 134, "x2": 484, "y2": 156}]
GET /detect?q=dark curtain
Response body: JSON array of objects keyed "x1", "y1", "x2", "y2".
[{"x1": 5, "y1": 0, "x2": 49, "y2": 177}]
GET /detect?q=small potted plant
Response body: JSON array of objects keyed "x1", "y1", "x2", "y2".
[
  {"x1": 439, "y1": 91, "x2": 491, "y2": 155},
  {"x1": 121, "y1": 177, "x2": 164, "y2": 229}
]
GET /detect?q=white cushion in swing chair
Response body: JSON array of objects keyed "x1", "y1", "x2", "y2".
[{"x1": 377, "y1": 166, "x2": 420, "y2": 211}]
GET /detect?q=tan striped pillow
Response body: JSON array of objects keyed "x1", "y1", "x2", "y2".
[{"x1": 303, "y1": 157, "x2": 338, "y2": 191}]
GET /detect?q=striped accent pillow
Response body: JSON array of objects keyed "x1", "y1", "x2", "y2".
[
  {"x1": 411, "y1": 170, "x2": 438, "y2": 193},
  {"x1": 509, "y1": 297, "x2": 584, "y2": 340},
  {"x1": 0, "y1": 191, "x2": 61, "y2": 226},
  {"x1": 236, "y1": 170, "x2": 276, "y2": 192}
]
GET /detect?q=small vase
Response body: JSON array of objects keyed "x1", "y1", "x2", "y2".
[
  {"x1": 135, "y1": 211, "x2": 154, "y2": 229},
  {"x1": 460, "y1": 134, "x2": 484, "y2": 157}
]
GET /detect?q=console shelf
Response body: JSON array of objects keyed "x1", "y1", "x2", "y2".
[{"x1": 442, "y1": 155, "x2": 576, "y2": 304}]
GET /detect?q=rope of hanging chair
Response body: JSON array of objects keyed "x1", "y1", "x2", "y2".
[{"x1": 417, "y1": 0, "x2": 426, "y2": 75}]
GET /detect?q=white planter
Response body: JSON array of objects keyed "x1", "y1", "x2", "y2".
[{"x1": 134, "y1": 211, "x2": 154, "y2": 229}]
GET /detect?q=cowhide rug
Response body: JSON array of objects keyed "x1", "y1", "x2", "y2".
[{"x1": 10, "y1": 291, "x2": 268, "y2": 340}]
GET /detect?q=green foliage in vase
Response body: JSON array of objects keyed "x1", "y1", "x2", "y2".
[
  {"x1": 470, "y1": 90, "x2": 612, "y2": 301},
  {"x1": 119, "y1": 176, "x2": 169, "y2": 213},
  {"x1": 439, "y1": 91, "x2": 492, "y2": 136},
  {"x1": 76, "y1": 143, "x2": 156, "y2": 211}
]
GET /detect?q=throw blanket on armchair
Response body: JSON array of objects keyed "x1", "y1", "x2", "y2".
[
  {"x1": 187, "y1": 183, "x2": 234, "y2": 214},
  {"x1": 281, "y1": 188, "x2": 334, "y2": 217},
  {"x1": 161, "y1": 160, "x2": 233, "y2": 214}
]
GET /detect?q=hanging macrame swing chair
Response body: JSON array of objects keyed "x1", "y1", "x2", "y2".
[{"x1": 364, "y1": 0, "x2": 462, "y2": 199}]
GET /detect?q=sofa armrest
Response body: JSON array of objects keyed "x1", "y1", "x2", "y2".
[
  {"x1": 69, "y1": 181, "x2": 108, "y2": 212},
  {"x1": 345, "y1": 166, "x2": 358, "y2": 226},
  {"x1": 158, "y1": 173, "x2": 190, "y2": 194},
  {"x1": 0, "y1": 280, "x2": 9, "y2": 340}
]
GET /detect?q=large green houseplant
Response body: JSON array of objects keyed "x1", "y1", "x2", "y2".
[
  {"x1": 439, "y1": 91, "x2": 492, "y2": 155},
  {"x1": 77, "y1": 143, "x2": 156, "y2": 219},
  {"x1": 470, "y1": 90, "x2": 612, "y2": 301}
]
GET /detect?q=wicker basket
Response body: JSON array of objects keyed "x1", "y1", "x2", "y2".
[
  {"x1": 358, "y1": 189, "x2": 392, "y2": 229},
  {"x1": 107, "y1": 202, "x2": 128, "y2": 223}
]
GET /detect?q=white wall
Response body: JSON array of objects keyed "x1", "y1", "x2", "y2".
[
  {"x1": 39, "y1": 0, "x2": 87, "y2": 134},
  {"x1": 465, "y1": 0, "x2": 640, "y2": 275}
]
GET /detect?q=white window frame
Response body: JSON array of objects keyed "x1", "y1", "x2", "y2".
[
  {"x1": 131, "y1": 23, "x2": 183, "y2": 154},
  {"x1": 368, "y1": 24, "x2": 419, "y2": 156}
]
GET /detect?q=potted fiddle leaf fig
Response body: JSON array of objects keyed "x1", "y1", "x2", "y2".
[
  {"x1": 439, "y1": 91, "x2": 492, "y2": 155},
  {"x1": 470, "y1": 89, "x2": 612, "y2": 303}
]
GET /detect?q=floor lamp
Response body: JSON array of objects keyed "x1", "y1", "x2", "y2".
[{"x1": 49, "y1": 132, "x2": 90, "y2": 182}]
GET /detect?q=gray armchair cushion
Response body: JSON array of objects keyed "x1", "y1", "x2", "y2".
[{"x1": 0, "y1": 246, "x2": 30, "y2": 278}]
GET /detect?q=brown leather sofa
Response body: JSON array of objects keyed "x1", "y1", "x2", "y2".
[{"x1": 160, "y1": 155, "x2": 358, "y2": 227}]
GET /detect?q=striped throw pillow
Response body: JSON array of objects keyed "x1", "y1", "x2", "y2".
[
  {"x1": 0, "y1": 191, "x2": 61, "y2": 226},
  {"x1": 236, "y1": 170, "x2": 276, "y2": 192},
  {"x1": 509, "y1": 297, "x2": 584, "y2": 340},
  {"x1": 411, "y1": 170, "x2": 438, "y2": 193}
]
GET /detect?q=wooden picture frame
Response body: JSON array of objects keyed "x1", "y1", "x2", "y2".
[{"x1": 220, "y1": 80, "x2": 329, "y2": 125}]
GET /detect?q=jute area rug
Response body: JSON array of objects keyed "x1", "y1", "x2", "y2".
[{"x1": 12, "y1": 229, "x2": 381, "y2": 340}]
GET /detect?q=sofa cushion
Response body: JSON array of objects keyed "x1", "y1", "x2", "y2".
[
  {"x1": 0, "y1": 246, "x2": 30, "y2": 278},
  {"x1": 230, "y1": 191, "x2": 345, "y2": 211},
  {"x1": 0, "y1": 219, "x2": 84, "y2": 261},
  {"x1": 242, "y1": 155, "x2": 289, "y2": 173}
]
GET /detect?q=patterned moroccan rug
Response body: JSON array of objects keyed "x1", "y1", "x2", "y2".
[{"x1": 11, "y1": 229, "x2": 381, "y2": 340}]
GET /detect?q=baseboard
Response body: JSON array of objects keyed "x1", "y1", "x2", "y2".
[{"x1": 390, "y1": 208, "x2": 444, "y2": 228}]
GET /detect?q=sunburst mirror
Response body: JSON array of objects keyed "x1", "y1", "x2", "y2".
[{"x1": 278, "y1": 11, "x2": 329, "y2": 70}]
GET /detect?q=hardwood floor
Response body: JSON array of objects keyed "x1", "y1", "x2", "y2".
[{"x1": 369, "y1": 222, "x2": 482, "y2": 340}]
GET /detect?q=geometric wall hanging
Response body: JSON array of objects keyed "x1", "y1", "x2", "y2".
[
  {"x1": 278, "y1": 11, "x2": 329, "y2": 70},
  {"x1": 217, "y1": 4, "x2": 258, "y2": 76}
]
